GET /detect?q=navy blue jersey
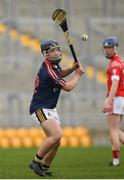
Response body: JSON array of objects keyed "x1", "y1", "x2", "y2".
[{"x1": 29, "y1": 59, "x2": 66, "y2": 114}]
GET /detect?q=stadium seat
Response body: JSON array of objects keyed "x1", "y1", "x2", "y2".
[
  {"x1": 74, "y1": 127, "x2": 89, "y2": 137},
  {"x1": 86, "y1": 66, "x2": 95, "y2": 79},
  {"x1": 19, "y1": 34, "x2": 32, "y2": 48},
  {"x1": 62, "y1": 127, "x2": 74, "y2": 137},
  {"x1": 10, "y1": 136, "x2": 22, "y2": 148},
  {"x1": 28, "y1": 128, "x2": 41, "y2": 138},
  {"x1": 0, "y1": 137, "x2": 10, "y2": 148},
  {"x1": 5, "y1": 128, "x2": 17, "y2": 138},
  {"x1": 0, "y1": 23, "x2": 7, "y2": 33},
  {"x1": 0, "y1": 128, "x2": 5, "y2": 138},
  {"x1": 80, "y1": 135, "x2": 92, "y2": 147},
  {"x1": 33, "y1": 137, "x2": 44, "y2": 148},
  {"x1": 60, "y1": 137, "x2": 68, "y2": 147},
  {"x1": 16, "y1": 128, "x2": 28, "y2": 138},
  {"x1": 21, "y1": 137, "x2": 33, "y2": 148},
  {"x1": 9, "y1": 29, "x2": 18, "y2": 41},
  {"x1": 96, "y1": 71, "x2": 106, "y2": 84},
  {"x1": 68, "y1": 136, "x2": 79, "y2": 147},
  {"x1": 29, "y1": 39, "x2": 40, "y2": 52}
]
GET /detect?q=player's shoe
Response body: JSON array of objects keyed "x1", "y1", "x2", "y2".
[
  {"x1": 109, "y1": 161, "x2": 120, "y2": 167},
  {"x1": 29, "y1": 160, "x2": 47, "y2": 177},
  {"x1": 43, "y1": 168, "x2": 52, "y2": 176}
]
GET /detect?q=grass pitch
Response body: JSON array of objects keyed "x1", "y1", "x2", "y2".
[{"x1": 0, "y1": 147, "x2": 124, "y2": 179}]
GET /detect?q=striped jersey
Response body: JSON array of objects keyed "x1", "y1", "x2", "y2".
[
  {"x1": 29, "y1": 59, "x2": 66, "y2": 114},
  {"x1": 107, "y1": 55, "x2": 124, "y2": 97}
]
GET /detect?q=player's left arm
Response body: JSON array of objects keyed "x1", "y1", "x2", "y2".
[
  {"x1": 61, "y1": 62, "x2": 80, "y2": 77},
  {"x1": 107, "y1": 79, "x2": 119, "y2": 103},
  {"x1": 102, "y1": 80, "x2": 119, "y2": 113}
]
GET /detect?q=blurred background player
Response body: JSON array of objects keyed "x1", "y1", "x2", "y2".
[
  {"x1": 29, "y1": 39, "x2": 84, "y2": 176},
  {"x1": 102, "y1": 37, "x2": 124, "y2": 166}
]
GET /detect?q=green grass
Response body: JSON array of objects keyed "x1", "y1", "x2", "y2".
[{"x1": 0, "y1": 147, "x2": 124, "y2": 179}]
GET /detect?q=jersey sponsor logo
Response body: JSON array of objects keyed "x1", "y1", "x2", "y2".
[{"x1": 111, "y1": 61, "x2": 121, "y2": 68}]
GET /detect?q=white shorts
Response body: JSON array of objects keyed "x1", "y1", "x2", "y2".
[
  {"x1": 31, "y1": 108, "x2": 60, "y2": 125},
  {"x1": 106, "y1": 96, "x2": 124, "y2": 115}
]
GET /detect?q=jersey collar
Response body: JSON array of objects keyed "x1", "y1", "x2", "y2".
[
  {"x1": 44, "y1": 59, "x2": 59, "y2": 69},
  {"x1": 111, "y1": 55, "x2": 121, "y2": 61}
]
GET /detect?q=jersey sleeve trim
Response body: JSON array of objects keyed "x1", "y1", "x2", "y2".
[
  {"x1": 45, "y1": 61, "x2": 66, "y2": 87},
  {"x1": 111, "y1": 75, "x2": 120, "y2": 81}
]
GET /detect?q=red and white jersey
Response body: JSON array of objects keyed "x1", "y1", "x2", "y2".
[{"x1": 106, "y1": 55, "x2": 124, "y2": 97}]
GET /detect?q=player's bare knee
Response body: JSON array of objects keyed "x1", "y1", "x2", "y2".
[{"x1": 52, "y1": 131, "x2": 62, "y2": 143}]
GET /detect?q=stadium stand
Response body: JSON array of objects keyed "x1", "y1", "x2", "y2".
[{"x1": 0, "y1": 127, "x2": 92, "y2": 148}]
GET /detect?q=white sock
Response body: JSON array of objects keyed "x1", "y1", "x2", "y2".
[{"x1": 113, "y1": 158, "x2": 119, "y2": 166}]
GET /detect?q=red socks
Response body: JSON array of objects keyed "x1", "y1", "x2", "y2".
[{"x1": 112, "y1": 150, "x2": 119, "y2": 159}]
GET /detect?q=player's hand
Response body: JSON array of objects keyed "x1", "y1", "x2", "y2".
[
  {"x1": 71, "y1": 61, "x2": 85, "y2": 74},
  {"x1": 71, "y1": 62, "x2": 80, "y2": 71},
  {"x1": 76, "y1": 63, "x2": 85, "y2": 75},
  {"x1": 75, "y1": 66, "x2": 84, "y2": 76},
  {"x1": 102, "y1": 98, "x2": 113, "y2": 113}
]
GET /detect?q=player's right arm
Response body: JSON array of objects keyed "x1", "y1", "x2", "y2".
[
  {"x1": 62, "y1": 67, "x2": 83, "y2": 91},
  {"x1": 61, "y1": 62, "x2": 85, "y2": 78},
  {"x1": 61, "y1": 62, "x2": 79, "y2": 77}
]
